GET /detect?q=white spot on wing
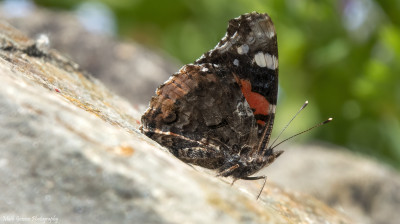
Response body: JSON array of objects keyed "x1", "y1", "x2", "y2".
[
  {"x1": 235, "y1": 101, "x2": 253, "y2": 117},
  {"x1": 231, "y1": 31, "x2": 239, "y2": 39},
  {"x1": 269, "y1": 104, "x2": 276, "y2": 114},
  {"x1": 197, "y1": 54, "x2": 205, "y2": 61},
  {"x1": 233, "y1": 59, "x2": 239, "y2": 66},
  {"x1": 201, "y1": 66, "x2": 209, "y2": 72},
  {"x1": 217, "y1": 41, "x2": 232, "y2": 52},
  {"x1": 254, "y1": 52, "x2": 267, "y2": 67},
  {"x1": 265, "y1": 53, "x2": 278, "y2": 70},
  {"x1": 256, "y1": 31, "x2": 264, "y2": 38},
  {"x1": 268, "y1": 30, "x2": 275, "y2": 38},
  {"x1": 237, "y1": 44, "x2": 249, "y2": 55},
  {"x1": 213, "y1": 32, "x2": 241, "y2": 53}
]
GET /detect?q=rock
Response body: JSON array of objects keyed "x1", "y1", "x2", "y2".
[
  {"x1": 0, "y1": 5, "x2": 179, "y2": 105},
  {"x1": 0, "y1": 19, "x2": 352, "y2": 223},
  {"x1": 266, "y1": 144, "x2": 400, "y2": 224}
]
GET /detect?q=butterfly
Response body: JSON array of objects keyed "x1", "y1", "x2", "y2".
[{"x1": 140, "y1": 12, "x2": 331, "y2": 198}]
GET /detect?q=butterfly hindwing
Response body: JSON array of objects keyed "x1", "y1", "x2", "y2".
[{"x1": 141, "y1": 63, "x2": 259, "y2": 168}]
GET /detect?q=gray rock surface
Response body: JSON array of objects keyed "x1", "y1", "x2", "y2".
[
  {"x1": 0, "y1": 19, "x2": 353, "y2": 224},
  {"x1": 266, "y1": 144, "x2": 400, "y2": 224},
  {"x1": 0, "y1": 5, "x2": 179, "y2": 105}
]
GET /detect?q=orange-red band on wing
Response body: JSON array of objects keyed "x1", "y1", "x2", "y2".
[{"x1": 238, "y1": 79, "x2": 270, "y2": 125}]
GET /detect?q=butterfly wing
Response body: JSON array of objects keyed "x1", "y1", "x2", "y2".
[
  {"x1": 196, "y1": 12, "x2": 279, "y2": 140},
  {"x1": 141, "y1": 12, "x2": 279, "y2": 169},
  {"x1": 141, "y1": 64, "x2": 259, "y2": 168}
]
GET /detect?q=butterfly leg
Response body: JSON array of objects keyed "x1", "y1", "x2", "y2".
[
  {"x1": 231, "y1": 178, "x2": 238, "y2": 186},
  {"x1": 217, "y1": 164, "x2": 239, "y2": 177},
  {"x1": 241, "y1": 175, "x2": 267, "y2": 199}
]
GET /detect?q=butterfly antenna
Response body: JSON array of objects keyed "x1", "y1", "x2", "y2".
[
  {"x1": 269, "y1": 101, "x2": 309, "y2": 148},
  {"x1": 271, "y1": 118, "x2": 333, "y2": 149}
]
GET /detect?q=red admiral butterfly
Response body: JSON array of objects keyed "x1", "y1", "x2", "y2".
[{"x1": 140, "y1": 12, "x2": 331, "y2": 198}]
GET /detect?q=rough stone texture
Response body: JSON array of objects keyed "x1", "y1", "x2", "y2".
[
  {"x1": 0, "y1": 19, "x2": 354, "y2": 223},
  {"x1": 0, "y1": 5, "x2": 179, "y2": 105},
  {"x1": 266, "y1": 144, "x2": 400, "y2": 224}
]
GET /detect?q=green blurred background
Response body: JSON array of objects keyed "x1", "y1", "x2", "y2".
[{"x1": 10, "y1": 0, "x2": 400, "y2": 168}]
